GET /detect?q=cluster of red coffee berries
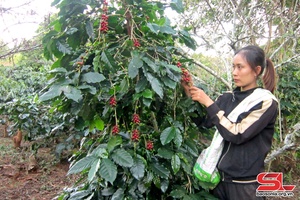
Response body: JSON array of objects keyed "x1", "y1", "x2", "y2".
[
  {"x1": 131, "y1": 114, "x2": 140, "y2": 142},
  {"x1": 176, "y1": 62, "x2": 182, "y2": 67},
  {"x1": 112, "y1": 125, "x2": 119, "y2": 135},
  {"x1": 99, "y1": 0, "x2": 109, "y2": 33},
  {"x1": 100, "y1": 14, "x2": 109, "y2": 33},
  {"x1": 109, "y1": 96, "x2": 117, "y2": 107},
  {"x1": 131, "y1": 129, "x2": 140, "y2": 141},
  {"x1": 132, "y1": 114, "x2": 140, "y2": 124},
  {"x1": 133, "y1": 39, "x2": 141, "y2": 48},
  {"x1": 146, "y1": 140, "x2": 154, "y2": 150},
  {"x1": 177, "y1": 61, "x2": 192, "y2": 85}
]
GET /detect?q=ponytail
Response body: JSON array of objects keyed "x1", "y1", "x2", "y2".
[{"x1": 263, "y1": 58, "x2": 276, "y2": 93}]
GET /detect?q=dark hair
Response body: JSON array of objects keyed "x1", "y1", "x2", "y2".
[{"x1": 234, "y1": 45, "x2": 276, "y2": 93}]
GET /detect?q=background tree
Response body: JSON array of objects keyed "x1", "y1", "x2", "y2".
[{"x1": 0, "y1": 0, "x2": 53, "y2": 59}]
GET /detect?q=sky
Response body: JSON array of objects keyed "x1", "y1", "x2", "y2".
[{"x1": 0, "y1": 0, "x2": 56, "y2": 44}]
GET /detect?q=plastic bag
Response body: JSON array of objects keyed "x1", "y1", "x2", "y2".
[{"x1": 193, "y1": 131, "x2": 223, "y2": 189}]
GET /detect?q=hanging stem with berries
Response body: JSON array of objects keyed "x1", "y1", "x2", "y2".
[
  {"x1": 109, "y1": 75, "x2": 119, "y2": 135},
  {"x1": 98, "y1": 0, "x2": 109, "y2": 42}
]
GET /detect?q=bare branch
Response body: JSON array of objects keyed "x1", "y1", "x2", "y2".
[
  {"x1": 265, "y1": 123, "x2": 300, "y2": 164},
  {"x1": 0, "y1": 44, "x2": 42, "y2": 59},
  {"x1": 275, "y1": 55, "x2": 300, "y2": 69},
  {"x1": 269, "y1": 38, "x2": 290, "y2": 59}
]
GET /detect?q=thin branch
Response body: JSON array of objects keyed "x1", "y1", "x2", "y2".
[
  {"x1": 265, "y1": 123, "x2": 300, "y2": 164},
  {"x1": 269, "y1": 38, "x2": 290, "y2": 59},
  {"x1": 275, "y1": 55, "x2": 300, "y2": 69},
  {"x1": 0, "y1": 44, "x2": 42, "y2": 59}
]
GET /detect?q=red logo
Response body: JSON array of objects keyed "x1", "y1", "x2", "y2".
[{"x1": 257, "y1": 172, "x2": 296, "y2": 192}]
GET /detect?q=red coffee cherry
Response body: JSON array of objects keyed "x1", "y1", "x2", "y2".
[
  {"x1": 109, "y1": 96, "x2": 117, "y2": 107},
  {"x1": 112, "y1": 125, "x2": 119, "y2": 135},
  {"x1": 132, "y1": 114, "x2": 140, "y2": 124},
  {"x1": 131, "y1": 129, "x2": 140, "y2": 141},
  {"x1": 146, "y1": 140, "x2": 154, "y2": 150}
]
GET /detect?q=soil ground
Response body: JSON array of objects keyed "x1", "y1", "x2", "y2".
[{"x1": 0, "y1": 136, "x2": 78, "y2": 200}]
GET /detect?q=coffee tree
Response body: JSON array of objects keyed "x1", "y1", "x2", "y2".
[{"x1": 40, "y1": 0, "x2": 215, "y2": 199}]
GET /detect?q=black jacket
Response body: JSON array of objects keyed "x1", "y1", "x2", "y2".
[{"x1": 193, "y1": 87, "x2": 278, "y2": 181}]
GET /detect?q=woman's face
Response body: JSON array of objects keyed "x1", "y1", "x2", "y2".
[{"x1": 232, "y1": 53, "x2": 259, "y2": 91}]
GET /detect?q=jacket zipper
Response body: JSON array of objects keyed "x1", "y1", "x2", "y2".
[{"x1": 218, "y1": 142, "x2": 231, "y2": 181}]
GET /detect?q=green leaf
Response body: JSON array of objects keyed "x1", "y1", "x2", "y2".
[
  {"x1": 170, "y1": 188, "x2": 186, "y2": 198},
  {"x1": 142, "y1": 89, "x2": 153, "y2": 99},
  {"x1": 161, "y1": 179, "x2": 169, "y2": 193},
  {"x1": 86, "y1": 20, "x2": 95, "y2": 41},
  {"x1": 49, "y1": 67, "x2": 67, "y2": 73},
  {"x1": 67, "y1": 155, "x2": 98, "y2": 175},
  {"x1": 142, "y1": 57, "x2": 159, "y2": 73},
  {"x1": 145, "y1": 72, "x2": 163, "y2": 99},
  {"x1": 183, "y1": 193, "x2": 205, "y2": 200},
  {"x1": 112, "y1": 188, "x2": 125, "y2": 200},
  {"x1": 82, "y1": 72, "x2": 105, "y2": 83},
  {"x1": 147, "y1": 23, "x2": 160, "y2": 34},
  {"x1": 120, "y1": 78, "x2": 129, "y2": 94},
  {"x1": 170, "y1": 0, "x2": 184, "y2": 13},
  {"x1": 150, "y1": 162, "x2": 170, "y2": 179},
  {"x1": 160, "y1": 25, "x2": 176, "y2": 35},
  {"x1": 101, "y1": 51, "x2": 117, "y2": 72},
  {"x1": 88, "y1": 158, "x2": 101, "y2": 182},
  {"x1": 107, "y1": 136, "x2": 122, "y2": 153},
  {"x1": 101, "y1": 188, "x2": 115, "y2": 196},
  {"x1": 39, "y1": 85, "x2": 62, "y2": 101},
  {"x1": 165, "y1": 63, "x2": 182, "y2": 73},
  {"x1": 135, "y1": 78, "x2": 148, "y2": 92},
  {"x1": 130, "y1": 156, "x2": 145, "y2": 180},
  {"x1": 93, "y1": 115, "x2": 104, "y2": 131},
  {"x1": 99, "y1": 158, "x2": 117, "y2": 184},
  {"x1": 143, "y1": 98, "x2": 152, "y2": 107},
  {"x1": 69, "y1": 190, "x2": 92, "y2": 200},
  {"x1": 91, "y1": 146, "x2": 108, "y2": 158},
  {"x1": 160, "y1": 126, "x2": 178, "y2": 145},
  {"x1": 128, "y1": 53, "x2": 143, "y2": 79},
  {"x1": 78, "y1": 85, "x2": 97, "y2": 95},
  {"x1": 146, "y1": 23, "x2": 176, "y2": 35},
  {"x1": 61, "y1": 85, "x2": 82, "y2": 102},
  {"x1": 161, "y1": 77, "x2": 177, "y2": 89},
  {"x1": 179, "y1": 31, "x2": 197, "y2": 51},
  {"x1": 66, "y1": 27, "x2": 78, "y2": 35},
  {"x1": 57, "y1": 41, "x2": 72, "y2": 54},
  {"x1": 176, "y1": 152, "x2": 189, "y2": 164},
  {"x1": 93, "y1": 53, "x2": 101, "y2": 72},
  {"x1": 184, "y1": 139, "x2": 199, "y2": 157},
  {"x1": 174, "y1": 129, "x2": 183, "y2": 148},
  {"x1": 171, "y1": 154, "x2": 180, "y2": 174},
  {"x1": 165, "y1": 67, "x2": 181, "y2": 82},
  {"x1": 112, "y1": 148, "x2": 134, "y2": 167},
  {"x1": 157, "y1": 148, "x2": 174, "y2": 159}
]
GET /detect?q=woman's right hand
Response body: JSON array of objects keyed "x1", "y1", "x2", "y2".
[
  {"x1": 189, "y1": 86, "x2": 214, "y2": 107},
  {"x1": 181, "y1": 75, "x2": 193, "y2": 97}
]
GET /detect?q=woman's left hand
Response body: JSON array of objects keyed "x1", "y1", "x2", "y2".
[{"x1": 189, "y1": 86, "x2": 214, "y2": 107}]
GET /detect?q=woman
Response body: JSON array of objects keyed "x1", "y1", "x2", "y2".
[{"x1": 182, "y1": 45, "x2": 278, "y2": 200}]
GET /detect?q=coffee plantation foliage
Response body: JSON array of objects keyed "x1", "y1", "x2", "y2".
[{"x1": 39, "y1": 0, "x2": 217, "y2": 199}]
